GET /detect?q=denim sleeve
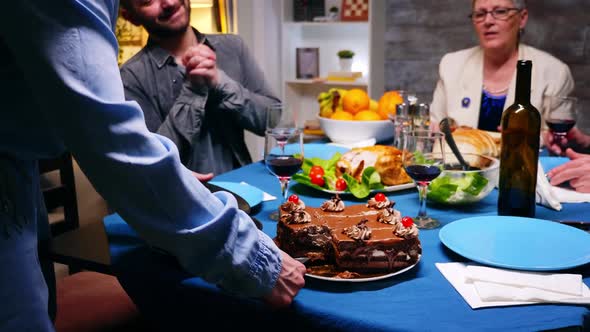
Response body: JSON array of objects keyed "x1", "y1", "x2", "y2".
[
  {"x1": 1, "y1": 0, "x2": 281, "y2": 298},
  {"x1": 214, "y1": 36, "x2": 281, "y2": 136}
]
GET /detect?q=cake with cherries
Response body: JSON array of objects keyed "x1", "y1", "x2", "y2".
[{"x1": 276, "y1": 193, "x2": 421, "y2": 274}]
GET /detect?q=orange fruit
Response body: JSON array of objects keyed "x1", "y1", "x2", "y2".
[
  {"x1": 377, "y1": 90, "x2": 404, "y2": 120},
  {"x1": 342, "y1": 88, "x2": 370, "y2": 115},
  {"x1": 330, "y1": 111, "x2": 354, "y2": 120},
  {"x1": 354, "y1": 110, "x2": 382, "y2": 121}
]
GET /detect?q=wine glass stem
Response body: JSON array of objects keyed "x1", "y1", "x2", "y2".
[
  {"x1": 279, "y1": 177, "x2": 290, "y2": 201},
  {"x1": 417, "y1": 182, "x2": 429, "y2": 219}
]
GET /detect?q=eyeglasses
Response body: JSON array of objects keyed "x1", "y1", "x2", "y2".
[{"x1": 469, "y1": 7, "x2": 521, "y2": 22}]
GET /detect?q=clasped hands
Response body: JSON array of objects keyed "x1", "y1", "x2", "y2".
[{"x1": 181, "y1": 43, "x2": 219, "y2": 88}]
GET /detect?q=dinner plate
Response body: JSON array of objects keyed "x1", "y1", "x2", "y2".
[
  {"x1": 208, "y1": 181, "x2": 264, "y2": 208},
  {"x1": 305, "y1": 256, "x2": 420, "y2": 283},
  {"x1": 439, "y1": 216, "x2": 590, "y2": 271},
  {"x1": 291, "y1": 143, "x2": 415, "y2": 195},
  {"x1": 282, "y1": 143, "x2": 349, "y2": 159}
]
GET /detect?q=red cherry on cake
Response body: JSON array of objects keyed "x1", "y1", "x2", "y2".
[
  {"x1": 374, "y1": 193, "x2": 386, "y2": 202},
  {"x1": 288, "y1": 194, "x2": 299, "y2": 204},
  {"x1": 401, "y1": 216, "x2": 414, "y2": 228}
]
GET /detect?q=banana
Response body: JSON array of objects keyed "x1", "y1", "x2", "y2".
[{"x1": 317, "y1": 88, "x2": 349, "y2": 117}]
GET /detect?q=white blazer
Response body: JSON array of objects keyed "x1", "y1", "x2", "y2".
[{"x1": 430, "y1": 44, "x2": 574, "y2": 128}]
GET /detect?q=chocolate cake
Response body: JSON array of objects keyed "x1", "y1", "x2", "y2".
[{"x1": 276, "y1": 194, "x2": 421, "y2": 273}]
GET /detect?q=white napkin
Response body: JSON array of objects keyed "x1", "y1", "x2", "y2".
[
  {"x1": 536, "y1": 162, "x2": 590, "y2": 210},
  {"x1": 240, "y1": 182, "x2": 276, "y2": 201},
  {"x1": 536, "y1": 161, "x2": 562, "y2": 211},
  {"x1": 327, "y1": 138, "x2": 376, "y2": 149},
  {"x1": 436, "y1": 262, "x2": 590, "y2": 309}
]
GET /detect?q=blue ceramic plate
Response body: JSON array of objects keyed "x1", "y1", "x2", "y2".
[
  {"x1": 208, "y1": 181, "x2": 264, "y2": 208},
  {"x1": 280, "y1": 143, "x2": 349, "y2": 159},
  {"x1": 439, "y1": 216, "x2": 590, "y2": 271}
]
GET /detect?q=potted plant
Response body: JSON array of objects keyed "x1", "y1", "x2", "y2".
[{"x1": 337, "y1": 50, "x2": 355, "y2": 72}]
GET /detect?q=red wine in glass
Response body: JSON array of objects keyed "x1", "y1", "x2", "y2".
[
  {"x1": 544, "y1": 96, "x2": 577, "y2": 154},
  {"x1": 404, "y1": 164, "x2": 442, "y2": 183},
  {"x1": 266, "y1": 155, "x2": 303, "y2": 178},
  {"x1": 546, "y1": 119, "x2": 575, "y2": 133}
]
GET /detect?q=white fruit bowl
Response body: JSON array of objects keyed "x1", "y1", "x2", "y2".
[{"x1": 318, "y1": 115, "x2": 394, "y2": 144}]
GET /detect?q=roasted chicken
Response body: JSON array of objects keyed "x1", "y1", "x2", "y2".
[{"x1": 335, "y1": 145, "x2": 411, "y2": 186}]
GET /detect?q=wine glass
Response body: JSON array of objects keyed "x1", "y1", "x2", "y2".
[
  {"x1": 402, "y1": 130, "x2": 445, "y2": 229},
  {"x1": 265, "y1": 127, "x2": 304, "y2": 220},
  {"x1": 543, "y1": 96, "x2": 578, "y2": 154}
]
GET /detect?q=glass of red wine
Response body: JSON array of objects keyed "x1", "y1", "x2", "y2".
[
  {"x1": 402, "y1": 130, "x2": 445, "y2": 229},
  {"x1": 544, "y1": 96, "x2": 578, "y2": 154},
  {"x1": 264, "y1": 127, "x2": 304, "y2": 220}
]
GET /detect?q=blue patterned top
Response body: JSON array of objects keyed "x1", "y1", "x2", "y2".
[{"x1": 477, "y1": 89, "x2": 506, "y2": 132}]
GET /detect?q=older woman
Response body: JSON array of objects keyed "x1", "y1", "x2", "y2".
[{"x1": 430, "y1": 0, "x2": 574, "y2": 133}]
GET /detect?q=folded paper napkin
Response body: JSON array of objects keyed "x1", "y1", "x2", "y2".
[
  {"x1": 240, "y1": 182, "x2": 276, "y2": 201},
  {"x1": 536, "y1": 161, "x2": 590, "y2": 211},
  {"x1": 436, "y1": 262, "x2": 590, "y2": 309},
  {"x1": 328, "y1": 138, "x2": 376, "y2": 150}
]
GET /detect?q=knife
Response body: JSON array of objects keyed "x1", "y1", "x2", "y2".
[{"x1": 295, "y1": 257, "x2": 310, "y2": 264}]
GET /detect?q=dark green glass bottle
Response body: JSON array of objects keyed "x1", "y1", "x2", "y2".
[{"x1": 498, "y1": 60, "x2": 541, "y2": 217}]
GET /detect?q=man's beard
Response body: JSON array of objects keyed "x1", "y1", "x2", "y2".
[
  {"x1": 144, "y1": 22, "x2": 188, "y2": 38},
  {"x1": 144, "y1": 1, "x2": 191, "y2": 38}
]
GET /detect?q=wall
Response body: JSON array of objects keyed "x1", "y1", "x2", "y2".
[
  {"x1": 238, "y1": 0, "x2": 282, "y2": 162},
  {"x1": 384, "y1": 0, "x2": 590, "y2": 132}
]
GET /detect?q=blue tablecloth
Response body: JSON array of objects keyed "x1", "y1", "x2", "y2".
[{"x1": 104, "y1": 156, "x2": 590, "y2": 331}]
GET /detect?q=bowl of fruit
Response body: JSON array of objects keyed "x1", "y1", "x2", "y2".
[
  {"x1": 317, "y1": 88, "x2": 400, "y2": 144},
  {"x1": 427, "y1": 153, "x2": 499, "y2": 205}
]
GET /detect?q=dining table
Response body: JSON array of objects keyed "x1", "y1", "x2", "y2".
[{"x1": 103, "y1": 145, "x2": 590, "y2": 331}]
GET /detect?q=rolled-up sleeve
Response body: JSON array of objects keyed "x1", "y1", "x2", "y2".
[{"x1": 1, "y1": 0, "x2": 281, "y2": 298}]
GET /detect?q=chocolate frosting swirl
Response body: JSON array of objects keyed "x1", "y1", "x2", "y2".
[
  {"x1": 342, "y1": 219, "x2": 372, "y2": 241},
  {"x1": 279, "y1": 199, "x2": 310, "y2": 224},
  {"x1": 280, "y1": 200, "x2": 305, "y2": 213},
  {"x1": 377, "y1": 207, "x2": 402, "y2": 224},
  {"x1": 280, "y1": 210, "x2": 312, "y2": 224},
  {"x1": 321, "y1": 195, "x2": 345, "y2": 212},
  {"x1": 367, "y1": 196, "x2": 394, "y2": 209},
  {"x1": 394, "y1": 221, "x2": 419, "y2": 239}
]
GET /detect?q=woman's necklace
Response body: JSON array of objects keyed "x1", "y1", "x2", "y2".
[{"x1": 482, "y1": 84, "x2": 509, "y2": 95}]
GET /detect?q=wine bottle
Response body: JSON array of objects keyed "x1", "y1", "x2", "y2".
[{"x1": 498, "y1": 60, "x2": 541, "y2": 217}]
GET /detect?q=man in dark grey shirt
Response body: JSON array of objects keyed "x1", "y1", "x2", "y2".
[{"x1": 119, "y1": 0, "x2": 280, "y2": 175}]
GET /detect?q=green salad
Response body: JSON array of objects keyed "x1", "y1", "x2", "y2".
[
  {"x1": 292, "y1": 152, "x2": 384, "y2": 199},
  {"x1": 427, "y1": 172, "x2": 489, "y2": 204}
]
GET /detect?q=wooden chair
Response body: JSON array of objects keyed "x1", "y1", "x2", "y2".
[
  {"x1": 39, "y1": 152, "x2": 80, "y2": 237},
  {"x1": 38, "y1": 152, "x2": 148, "y2": 331}
]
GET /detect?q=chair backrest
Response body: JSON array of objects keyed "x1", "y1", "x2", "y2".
[{"x1": 39, "y1": 152, "x2": 80, "y2": 237}]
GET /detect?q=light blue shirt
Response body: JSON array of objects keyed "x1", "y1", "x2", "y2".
[{"x1": 0, "y1": 2, "x2": 280, "y2": 329}]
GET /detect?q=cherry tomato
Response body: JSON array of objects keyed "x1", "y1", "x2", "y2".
[
  {"x1": 288, "y1": 194, "x2": 299, "y2": 204},
  {"x1": 310, "y1": 173, "x2": 325, "y2": 187},
  {"x1": 309, "y1": 165, "x2": 325, "y2": 177},
  {"x1": 335, "y1": 178, "x2": 347, "y2": 191},
  {"x1": 401, "y1": 216, "x2": 414, "y2": 228},
  {"x1": 374, "y1": 192, "x2": 386, "y2": 202}
]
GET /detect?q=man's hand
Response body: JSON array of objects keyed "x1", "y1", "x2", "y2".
[
  {"x1": 192, "y1": 171, "x2": 214, "y2": 182},
  {"x1": 547, "y1": 149, "x2": 590, "y2": 193},
  {"x1": 182, "y1": 44, "x2": 219, "y2": 88},
  {"x1": 263, "y1": 250, "x2": 306, "y2": 309}
]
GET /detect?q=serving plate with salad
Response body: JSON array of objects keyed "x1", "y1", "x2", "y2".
[{"x1": 292, "y1": 144, "x2": 414, "y2": 199}]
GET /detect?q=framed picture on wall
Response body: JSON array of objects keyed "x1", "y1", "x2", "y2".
[
  {"x1": 341, "y1": 0, "x2": 369, "y2": 21},
  {"x1": 296, "y1": 48, "x2": 320, "y2": 79}
]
